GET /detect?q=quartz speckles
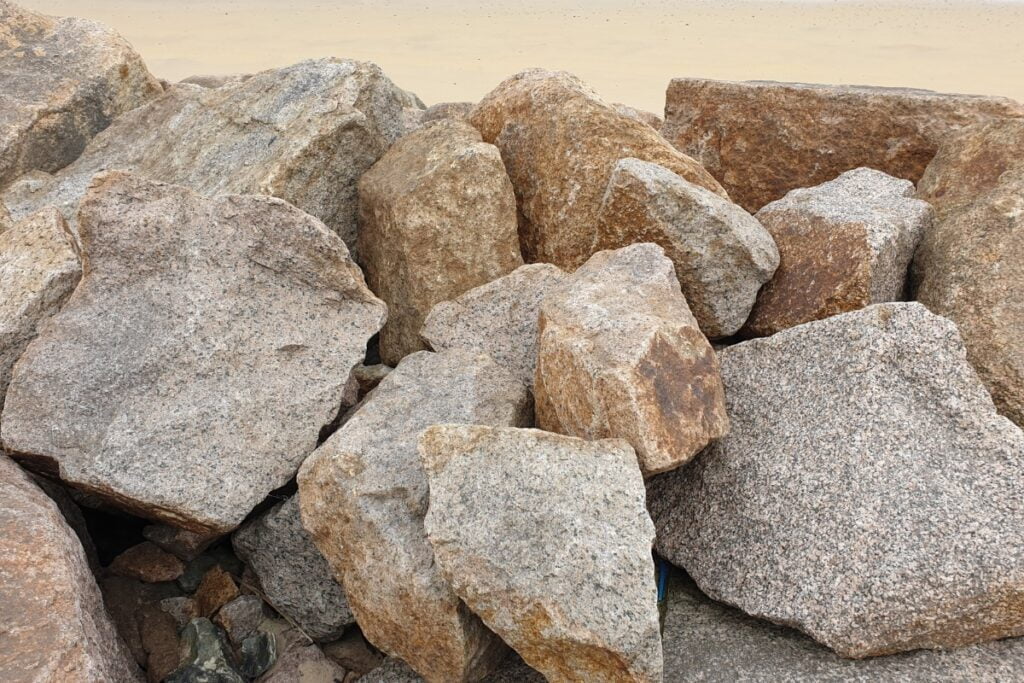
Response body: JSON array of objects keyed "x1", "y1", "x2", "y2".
[{"x1": 0, "y1": 172, "x2": 385, "y2": 533}]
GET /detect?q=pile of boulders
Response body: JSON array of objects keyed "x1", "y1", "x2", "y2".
[{"x1": 2, "y1": 1, "x2": 1024, "y2": 681}]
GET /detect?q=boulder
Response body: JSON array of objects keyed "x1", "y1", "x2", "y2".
[
  {"x1": 612, "y1": 103, "x2": 663, "y2": 130},
  {"x1": 108, "y1": 542, "x2": 185, "y2": 583},
  {"x1": 0, "y1": 454, "x2": 141, "y2": 682},
  {"x1": 596, "y1": 158, "x2": 778, "y2": 337},
  {"x1": 420, "y1": 425, "x2": 662, "y2": 682},
  {"x1": 421, "y1": 263, "x2": 567, "y2": 387},
  {"x1": 298, "y1": 350, "x2": 531, "y2": 682},
  {"x1": 1, "y1": 172, "x2": 385, "y2": 533},
  {"x1": 662, "y1": 78, "x2": 1024, "y2": 212},
  {"x1": 648, "y1": 303, "x2": 1024, "y2": 657},
  {"x1": 744, "y1": 168, "x2": 932, "y2": 336},
  {"x1": 358, "y1": 118, "x2": 523, "y2": 365},
  {"x1": 535, "y1": 244, "x2": 727, "y2": 476},
  {"x1": 0, "y1": 1, "x2": 162, "y2": 187},
  {"x1": 468, "y1": 69, "x2": 727, "y2": 268},
  {"x1": 2, "y1": 58, "x2": 417, "y2": 255},
  {"x1": 662, "y1": 571, "x2": 1024, "y2": 682},
  {"x1": 0, "y1": 207, "x2": 81, "y2": 431},
  {"x1": 420, "y1": 101, "x2": 475, "y2": 125},
  {"x1": 232, "y1": 495, "x2": 354, "y2": 641}
]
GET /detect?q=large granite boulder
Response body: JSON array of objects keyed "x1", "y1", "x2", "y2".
[
  {"x1": 298, "y1": 350, "x2": 531, "y2": 682},
  {"x1": 662, "y1": 78, "x2": 1024, "y2": 212},
  {"x1": 535, "y1": 244, "x2": 727, "y2": 477},
  {"x1": 420, "y1": 425, "x2": 662, "y2": 682},
  {"x1": 597, "y1": 158, "x2": 778, "y2": 337},
  {"x1": 0, "y1": 1, "x2": 162, "y2": 188},
  {"x1": 421, "y1": 263, "x2": 567, "y2": 388},
  {"x1": 744, "y1": 168, "x2": 932, "y2": 336},
  {"x1": 232, "y1": 495, "x2": 354, "y2": 642},
  {"x1": 2, "y1": 58, "x2": 417, "y2": 254},
  {"x1": 1, "y1": 172, "x2": 385, "y2": 533},
  {"x1": 649, "y1": 303, "x2": 1024, "y2": 657},
  {"x1": 358, "y1": 118, "x2": 523, "y2": 365},
  {"x1": 0, "y1": 454, "x2": 141, "y2": 682},
  {"x1": 0, "y1": 207, "x2": 81, "y2": 431},
  {"x1": 468, "y1": 69, "x2": 726, "y2": 268}
]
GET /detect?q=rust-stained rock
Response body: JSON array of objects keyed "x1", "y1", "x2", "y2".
[
  {"x1": 744, "y1": 168, "x2": 933, "y2": 336},
  {"x1": 662, "y1": 78, "x2": 1024, "y2": 212},
  {"x1": 194, "y1": 565, "x2": 240, "y2": 618},
  {"x1": 358, "y1": 118, "x2": 523, "y2": 365},
  {"x1": 468, "y1": 69, "x2": 726, "y2": 268},
  {"x1": 298, "y1": 350, "x2": 530, "y2": 682},
  {"x1": 0, "y1": 1, "x2": 162, "y2": 187},
  {"x1": 535, "y1": 243, "x2": 727, "y2": 477},
  {"x1": 108, "y1": 542, "x2": 185, "y2": 583},
  {"x1": 596, "y1": 157, "x2": 778, "y2": 338},
  {"x1": 0, "y1": 454, "x2": 141, "y2": 682}
]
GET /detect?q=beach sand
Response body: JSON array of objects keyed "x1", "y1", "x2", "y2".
[{"x1": 19, "y1": 0, "x2": 1024, "y2": 114}]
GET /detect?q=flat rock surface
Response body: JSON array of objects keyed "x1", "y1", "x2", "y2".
[
  {"x1": 745, "y1": 168, "x2": 932, "y2": 336},
  {"x1": 535, "y1": 244, "x2": 727, "y2": 476},
  {"x1": 468, "y1": 69, "x2": 726, "y2": 268},
  {"x1": 2, "y1": 57, "x2": 417, "y2": 254},
  {"x1": 421, "y1": 263, "x2": 567, "y2": 387},
  {"x1": 662, "y1": 78, "x2": 1024, "y2": 212},
  {"x1": 0, "y1": 454, "x2": 141, "y2": 682},
  {"x1": 232, "y1": 495, "x2": 354, "y2": 641},
  {"x1": 421, "y1": 425, "x2": 662, "y2": 682},
  {"x1": 358, "y1": 118, "x2": 522, "y2": 365},
  {"x1": 1, "y1": 172, "x2": 385, "y2": 533},
  {"x1": 597, "y1": 158, "x2": 778, "y2": 337},
  {"x1": 648, "y1": 302, "x2": 1024, "y2": 657},
  {"x1": 0, "y1": 1, "x2": 161, "y2": 187},
  {"x1": 298, "y1": 350, "x2": 530, "y2": 682}
]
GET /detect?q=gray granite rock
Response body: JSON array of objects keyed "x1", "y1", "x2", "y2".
[
  {"x1": 298, "y1": 350, "x2": 531, "y2": 682},
  {"x1": 1, "y1": 172, "x2": 385, "y2": 533},
  {"x1": 535, "y1": 244, "x2": 728, "y2": 476},
  {"x1": 662, "y1": 570, "x2": 1024, "y2": 682},
  {"x1": 421, "y1": 263, "x2": 567, "y2": 388},
  {"x1": 2, "y1": 57, "x2": 417, "y2": 255},
  {"x1": 649, "y1": 302, "x2": 1024, "y2": 658},
  {"x1": 213, "y1": 595, "x2": 264, "y2": 646},
  {"x1": 0, "y1": 1, "x2": 162, "y2": 187},
  {"x1": 179, "y1": 74, "x2": 252, "y2": 89},
  {"x1": 745, "y1": 167, "x2": 933, "y2": 336},
  {"x1": 0, "y1": 207, "x2": 81, "y2": 433},
  {"x1": 232, "y1": 495, "x2": 354, "y2": 641},
  {"x1": 597, "y1": 158, "x2": 779, "y2": 337},
  {"x1": 420, "y1": 425, "x2": 662, "y2": 682}
]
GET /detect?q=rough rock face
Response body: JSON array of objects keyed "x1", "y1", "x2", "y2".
[
  {"x1": 232, "y1": 495, "x2": 354, "y2": 641},
  {"x1": 1, "y1": 172, "x2": 385, "y2": 533},
  {"x1": 535, "y1": 244, "x2": 727, "y2": 477},
  {"x1": 364, "y1": 655, "x2": 545, "y2": 682},
  {"x1": 913, "y1": 166, "x2": 1024, "y2": 426},
  {"x1": 662, "y1": 571, "x2": 1024, "y2": 682},
  {"x1": 662, "y1": 78, "x2": 1024, "y2": 212},
  {"x1": 358, "y1": 118, "x2": 523, "y2": 365},
  {"x1": 2, "y1": 58, "x2": 417, "y2": 254},
  {"x1": 468, "y1": 69, "x2": 727, "y2": 268},
  {"x1": 0, "y1": 203, "x2": 11, "y2": 232},
  {"x1": 597, "y1": 158, "x2": 778, "y2": 337},
  {"x1": 0, "y1": 1, "x2": 162, "y2": 188},
  {"x1": 648, "y1": 303, "x2": 1024, "y2": 657},
  {"x1": 0, "y1": 207, "x2": 80, "y2": 431},
  {"x1": 744, "y1": 168, "x2": 932, "y2": 336},
  {"x1": 178, "y1": 73, "x2": 252, "y2": 89},
  {"x1": 612, "y1": 103, "x2": 663, "y2": 131},
  {"x1": 421, "y1": 263, "x2": 567, "y2": 387},
  {"x1": 0, "y1": 454, "x2": 141, "y2": 682},
  {"x1": 298, "y1": 350, "x2": 531, "y2": 682},
  {"x1": 420, "y1": 101, "x2": 475, "y2": 125},
  {"x1": 420, "y1": 425, "x2": 662, "y2": 682}
]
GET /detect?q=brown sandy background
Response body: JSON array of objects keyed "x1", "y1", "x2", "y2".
[{"x1": 21, "y1": 0, "x2": 1024, "y2": 113}]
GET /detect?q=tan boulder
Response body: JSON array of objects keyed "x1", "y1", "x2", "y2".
[
  {"x1": 744, "y1": 168, "x2": 933, "y2": 336},
  {"x1": 662, "y1": 79, "x2": 1024, "y2": 212},
  {"x1": 468, "y1": 69, "x2": 726, "y2": 268},
  {"x1": 358, "y1": 119, "x2": 523, "y2": 365},
  {"x1": 298, "y1": 350, "x2": 531, "y2": 682},
  {"x1": 612, "y1": 103, "x2": 663, "y2": 130},
  {"x1": 535, "y1": 243, "x2": 727, "y2": 476},
  {"x1": 0, "y1": 454, "x2": 141, "y2": 682},
  {"x1": 0, "y1": 1, "x2": 162, "y2": 188}
]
